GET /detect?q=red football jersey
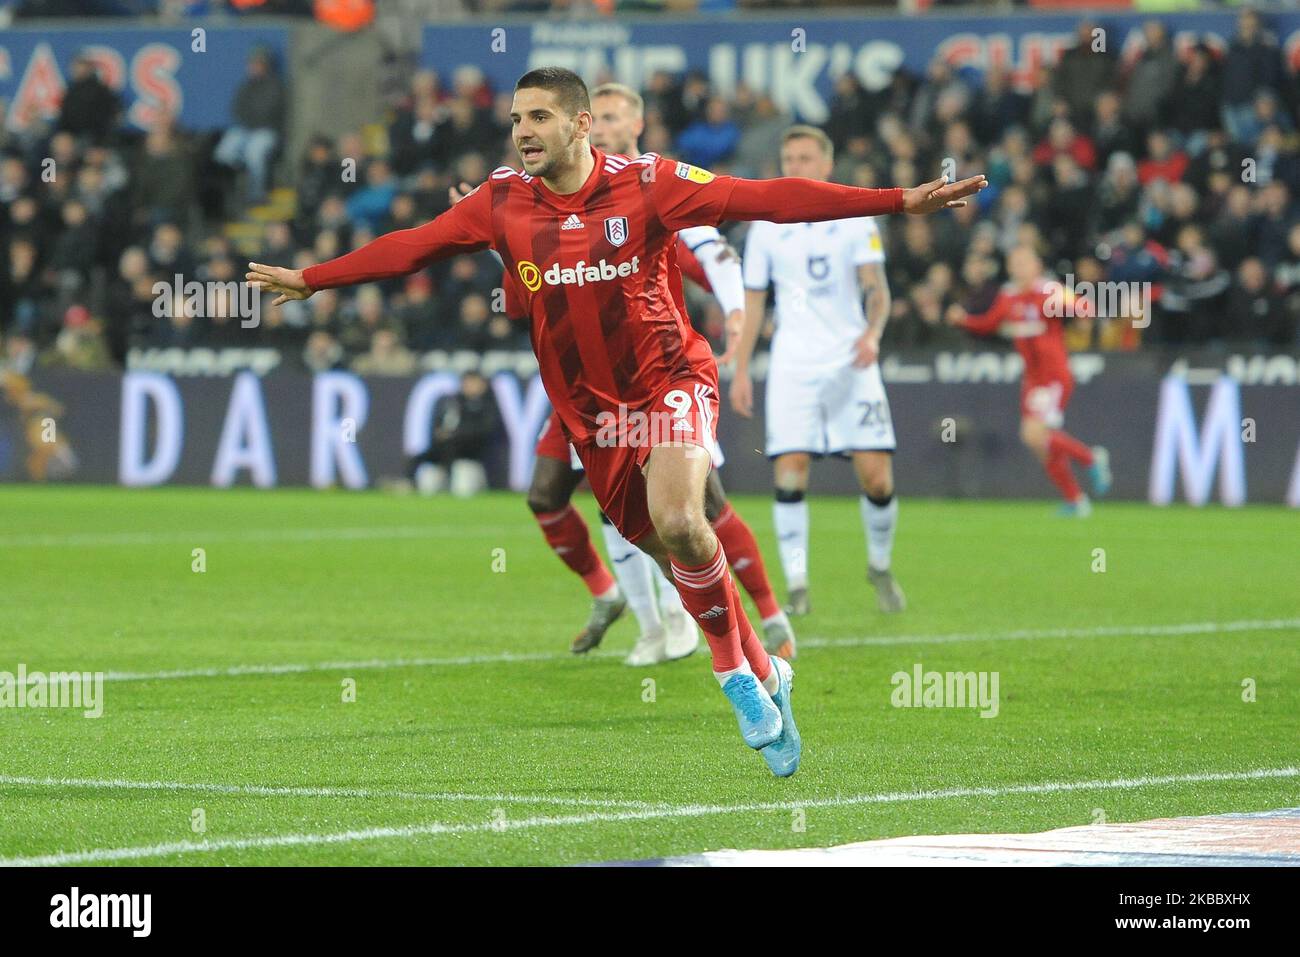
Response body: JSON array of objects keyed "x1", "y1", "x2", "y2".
[
  {"x1": 301, "y1": 146, "x2": 904, "y2": 445},
  {"x1": 961, "y1": 279, "x2": 1077, "y2": 385}
]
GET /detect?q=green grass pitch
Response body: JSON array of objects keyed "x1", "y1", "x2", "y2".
[{"x1": 0, "y1": 486, "x2": 1296, "y2": 865}]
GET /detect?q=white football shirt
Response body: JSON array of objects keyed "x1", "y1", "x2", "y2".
[{"x1": 743, "y1": 217, "x2": 886, "y2": 370}]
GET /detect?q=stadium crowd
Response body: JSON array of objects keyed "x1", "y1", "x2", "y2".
[{"x1": 1, "y1": 9, "x2": 1298, "y2": 379}]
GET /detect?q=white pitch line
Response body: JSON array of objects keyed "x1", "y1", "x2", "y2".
[
  {"x1": 0, "y1": 525, "x2": 519, "y2": 549},
  {"x1": 3, "y1": 766, "x2": 1296, "y2": 867},
  {"x1": 94, "y1": 618, "x2": 1300, "y2": 683},
  {"x1": 0, "y1": 775, "x2": 660, "y2": 811},
  {"x1": 807, "y1": 617, "x2": 1300, "y2": 649}
]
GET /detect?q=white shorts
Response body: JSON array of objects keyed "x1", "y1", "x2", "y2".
[{"x1": 765, "y1": 361, "x2": 896, "y2": 458}]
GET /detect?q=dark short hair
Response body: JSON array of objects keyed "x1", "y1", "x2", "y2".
[{"x1": 515, "y1": 67, "x2": 590, "y2": 117}]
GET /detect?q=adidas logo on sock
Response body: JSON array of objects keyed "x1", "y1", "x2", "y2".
[
  {"x1": 560, "y1": 213, "x2": 584, "y2": 230},
  {"x1": 697, "y1": 605, "x2": 728, "y2": 620}
]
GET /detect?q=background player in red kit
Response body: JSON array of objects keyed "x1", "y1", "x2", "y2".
[
  {"x1": 947, "y1": 245, "x2": 1112, "y2": 516},
  {"x1": 248, "y1": 67, "x2": 987, "y2": 777}
]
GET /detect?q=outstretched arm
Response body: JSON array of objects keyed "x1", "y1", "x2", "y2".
[
  {"x1": 247, "y1": 185, "x2": 494, "y2": 304},
  {"x1": 651, "y1": 156, "x2": 987, "y2": 232},
  {"x1": 947, "y1": 294, "x2": 1010, "y2": 336},
  {"x1": 722, "y1": 173, "x2": 986, "y2": 222}
]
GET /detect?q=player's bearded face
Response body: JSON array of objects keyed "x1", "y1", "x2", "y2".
[{"x1": 511, "y1": 91, "x2": 585, "y2": 178}]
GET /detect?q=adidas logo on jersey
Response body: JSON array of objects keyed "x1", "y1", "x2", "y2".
[
  {"x1": 560, "y1": 214, "x2": 584, "y2": 230},
  {"x1": 697, "y1": 605, "x2": 728, "y2": 620},
  {"x1": 671, "y1": 418, "x2": 695, "y2": 434}
]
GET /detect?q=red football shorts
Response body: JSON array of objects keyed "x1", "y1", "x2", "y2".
[
  {"x1": 1021, "y1": 374, "x2": 1074, "y2": 429},
  {"x1": 570, "y1": 380, "x2": 720, "y2": 544}
]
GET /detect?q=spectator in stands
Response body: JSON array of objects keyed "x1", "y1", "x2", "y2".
[
  {"x1": 0, "y1": 153, "x2": 30, "y2": 203},
  {"x1": 1209, "y1": 184, "x2": 1258, "y2": 272},
  {"x1": 1123, "y1": 20, "x2": 1179, "y2": 144},
  {"x1": 1095, "y1": 152, "x2": 1141, "y2": 235},
  {"x1": 1225, "y1": 257, "x2": 1290, "y2": 347},
  {"x1": 2, "y1": 332, "x2": 36, "y2": 375},
  {"x1": 1173, "y1": 43, "x2": 1222, "y2": 150},
  {"x1": 293, "y1": 134, "x2": 339, "y2": 240},
  {"x1": 1052, "y1": 21, "x2": 1116, "y2": 124},
  {"x1": 389, "y1": 94, "x2": 445, "y2": 176},
  {"x1": 57, "y1": 55, "x2": 121, "y2": 146},
  {"x1": 213, "y1": 47, "x2": 285, "y2": 204},
  {"x1": 132, "y1": 118, "x2": 196, "y2": 230},
  {"x1": 10, "y1": 13, "x2": 1300, "y2": 364},
  {"x1": 302, "y1": 329, "x2": 344, "y2": 373},
  {"x1": 410, "y1": 370, "x2": 499, "y2": 497},
  {"x1": 345, "y1": 159, "x2": 398, "y2": 232},
  {"x1": 1138, "y1": 130, "x2": 1188, "y2": 187},
  {"x1": 825, "y1": 74, "x2": 877, "y2": 152},
  {"x1": 40, "y1": 305, "x2": 111, "y2": 371},
  {"x1": 1033, "y1": 118, "x2": 1097, "y2": 172},
  {"x1": 47, "y1": 200, "x2": 97, "y2": 291},
  {"x1": 103, "y1": 246, "x2": 157, "y2": 364},
  {"x1": 1044, "y1": 154, "x2": 1093, "y2": 260},
  {"x1": 677, "y1": 96, "x2": 740, "y2": 168},
  {"x1": 972, "y1": 67, "x2": 1028, "y2": 148},
  {"x1": 1222, "y1": 8, "x2": 1284, "y2": 144},
  {"x1": 452, "y1": 292, "x2": 493, "y2": 353},
  {"x1": 735, "y1": 92, "x2": 788, "y2": 178},
  {"x1": 338, "y1": 283, "x2": 386, "y2": 355},
  {"x1": 352, "y1": 325, "x2": 417, "y2": 376},
  {"x1": 1159, "y1": 224, "x2": 1230, "y2": 345},
  {"x1": 395, "y1": 272, "x2": 441, "y2": 351},
  {"x1": 146, "y1": 222, "x2": 193, "y2": 279},
  {"x1": 1090, "y1": 91, "x2": 1136, "y2": 172},
  {"x1": 1256, "y1": 180, "x2": 1296, "y2": 265}
]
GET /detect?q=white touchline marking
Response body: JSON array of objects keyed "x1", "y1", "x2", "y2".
[
  {"x1": 94, "y1": 618, "x2": 1300, "y2": 683},
  {"x1": 0, "y1": 775, "x2": 660, "y2": 811},
  {"x1": 3, "y1": 766, "x2": 1296, "y2": 867},
  {"x1": 808, "y1": 617, "x2": 1300, "y2": 649},
  {"x1": 0, "y1": 525, "x2": 521, "y2": 549},
  {"x1": 101, "y1": 650, "x2": 616, "y2": 681}
]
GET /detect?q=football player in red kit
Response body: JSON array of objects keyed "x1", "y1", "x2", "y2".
[
  {"x1": 248, "y1": 67, "x2": 986, "y2": 776},
  {"x1": 474, "y1": 81, "x2": 794, "y2": 668},
  {"x1": 947, "y1": 245, "x2": 1112, "y2": 515}
]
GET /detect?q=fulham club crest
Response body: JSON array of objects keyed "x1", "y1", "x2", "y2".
[{"x1": 604, "y1": 216, "x2": 629, "y2": 248}]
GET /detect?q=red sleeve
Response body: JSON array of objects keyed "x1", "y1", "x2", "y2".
[
  {"x1": 961, "y1": 293, "x2": 1011, "y2": 335},
  {"x1": 676, "y1": 236, "x2": 712, "y2": 292},
  {"x1": 303, "y1": 183, "x2": 494, "y2": 290},
  {"x1": 720, "y1": 177, "x2": 903, "y2": 223},
  {"x1": 649, "y1": 155, "x2": 904, "y2": 231}
]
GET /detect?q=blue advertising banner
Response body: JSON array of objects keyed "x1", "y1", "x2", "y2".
[
  {"x1": 0, "y1": 26, "x2": 289, "y2": 133},
  {"x1": 421, "y1": 11, "x2": 1300, "y2": 123}
]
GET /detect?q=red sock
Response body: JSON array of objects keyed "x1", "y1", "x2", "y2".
[
  {"x1": 1048, "y1": 430, "x2": 1093, "y2": 466},
  {"x1": 728, "y1": 573, "x2": 772, "y2": 682},
  {"x1": 1044, "y1": 450, "x2": 1083, "y2": 502},
  {"x1": 535, "y1": 506, "x2": 616, "y2": 597},
  {"x1": 712, "y1": 504, "x2": 782, "y2": 620},
  {"x1": 670, "y1": 543, "x2": 744, "y2": 672}
]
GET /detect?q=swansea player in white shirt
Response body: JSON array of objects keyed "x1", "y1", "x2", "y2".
[{"x1": 731, "y1": 125, "x2": 906, "y2": 626}]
